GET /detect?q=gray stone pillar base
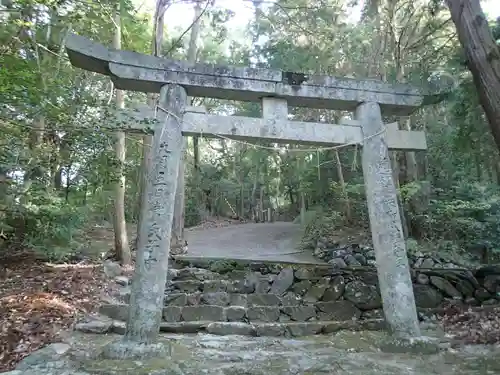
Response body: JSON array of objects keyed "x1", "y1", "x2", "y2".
[
  {"x1": 379, "y1": 335, "x2": 442, "y2": 355},
  {"x1": 100, "y1": 339, "x2": 172, "y2": 360}
]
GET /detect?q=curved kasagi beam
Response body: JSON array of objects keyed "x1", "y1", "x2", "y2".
[{"x1": 65, "y1": 34, "x2": 424, "y2": 115}]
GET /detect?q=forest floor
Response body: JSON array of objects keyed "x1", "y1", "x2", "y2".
[{"x1": 1, "y1": 217, "x2": 500, "y2": 372}]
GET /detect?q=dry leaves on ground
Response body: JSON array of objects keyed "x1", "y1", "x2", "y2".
[
  {"x1": 0, "y1": 251, "x2": 113, "y2": 372},
  {"x1": 439, "y1": 303, "x2": 500, "y2": 345}
]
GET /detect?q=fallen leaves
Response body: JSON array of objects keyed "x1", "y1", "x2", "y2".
[
  {"x1": 0, "y1": 254, "x2": 112, "y2": 372},
  {"x1": 439, "y1": 304, "x2": 500, "y2": 345}
]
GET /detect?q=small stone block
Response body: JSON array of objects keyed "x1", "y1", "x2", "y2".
[
  {"x1": 181, "y1": 305, "x2": 225, "y2": 321},
  {"x1": 247, "y1": 306, "x2": 280, "y2": 322},
  {"x1": 162, "y1": 306, "x2": 182, "y2": 322},
  {"x1": 99, "y1": 304, "x2": 129, "y2": 321},
  {"x1": 255, "y1": 323, "x2": 286, "y2": 337},
  {"x1": 225, "y1": 306, "x2": 247, "y2": 322},
  {"x1": 286, "y1": 322, "x2": 324, "y2": 337},
  {"x1": 379, "y1": 335, "x2": 441, "y2": 355},
  {"x1": 206, "y1": 322, "x2": 256, "y2": 336}
]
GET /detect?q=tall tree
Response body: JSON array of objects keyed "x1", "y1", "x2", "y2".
[
  {"x1": 112, "y1": 2, "x2": 131, "y2": 265},
  {"x1": 172, "y1": 0, "x2": 203, "y2": 247},
  {"x1": 136, "y1": 0, "x2": 170, "y2": 249},
  {"x1": 445, "y1": 0, "x2": 500, "y2": 153}
]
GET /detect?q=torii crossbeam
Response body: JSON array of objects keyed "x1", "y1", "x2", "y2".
[{"x1": 66, "y1": 33, "x2": 423, "y2": 116}]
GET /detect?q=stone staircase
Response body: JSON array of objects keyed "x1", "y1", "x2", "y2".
[
  {"x1": 95, "y1": 261, "x2": 387, "y2": 337},
  {"x1": 90, "y1": 259, "x2": 500, "y2": 338}
]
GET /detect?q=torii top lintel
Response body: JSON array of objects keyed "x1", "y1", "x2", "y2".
[{"x1": 65, "y1": 34, "x2": 424, "y2": 116}]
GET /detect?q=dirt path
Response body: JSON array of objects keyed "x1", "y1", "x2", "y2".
[{"x1": 182, "y1": 222, "x2": 325, "y2": 264}]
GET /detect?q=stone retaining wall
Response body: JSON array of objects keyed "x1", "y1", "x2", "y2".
[{"x1": 114, "y1": 263, "x2": 500, "y2": 319}]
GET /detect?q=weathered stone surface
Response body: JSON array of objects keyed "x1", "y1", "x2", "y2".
[
  {"x1": 287, "y1": 322, "x2": 324, "y2": 337},
  {"x1": 255, "y1": 323, "x2": 286, "y2": 337},
  {"x1": 66, "y1": 34, "x2": 424, "y2": 115},
  {"x1": 99, "y1": 304, "x2": 128, "y2": 321},
  {"x1": 270, "y1": 268, "x2": 295, "y2": 295},
  {"x1": 421, "y1": 258, "x2": 435, "y2": 269},
  {"x1": 202, "y1": 280, "x2": 228, "y2": 293},
  {"x1": 163, "y1": 306, "x2": 182, "y2": 322},
  {"x1": 159, "y1": 321, "x2": 207, "y2": 334},
  {"x1": 225, "y1": 306, "x2": 247, "y2": 322},
  {"x1": 247, "y1": 306, "x2": 280, "y2": 322},
  {"x1": 177, "y1": 267, "x2": 217, "y2": 281},
  {"x1": 475, "y1": 287, "x2": 492, "y2": 302},
  {"x1": 206, "y1": 322, "x2": 255, "y2": 336},
  {"x1": 247, "y1": 293, "x2": 281, "y2": 306},
  {"x1": 167, "y1": 267, "x2": 179, "y2": 281},
  {"x1": 281, "y1": 292, "x2": 301, "y2": 306},
  {"x1": 186, "y1": 292, "x2": 202, "y2": 305},
  {"x1": 230, "y1": 278, "x2": 255, "y2": 294},
  {"x1": 379, "y1": 336, "x2": 440, "y2": 355},
  {"x1": 362, "y1": 309, "x2": 384, "y2": 320},
  {"x1": 294, "y1": 268, "x2": 314, "y2": 280},
  {"x1": 353, "y1": 253, "x2": 367, "y2": 265},
  {"x1": 247, "y1": 272, "x2": 272, "y2": 293},
  {"x1": 292, "y1": 280, "x2": 313, "y2": 295},
  {"x1": 413, "y1": 285, "x2": 443, "y2": 308},
  {"x1": 171, "y1": 280, "x2": 202, "y2": 293},
  {"x1": 344, "y1": 281, "x2": 382, "y2": 310},
  {"x1": 430, "y1": 276, "x2": 462, "y2": 299},
  {"x1": 357, "y1": 101, "x2": 420, "y2": 337},
  {"x1": 181, "y1": 305, "x2": 225, "y2": 321},
  {"x1": 344, "y1": 254, "x2": 361, "y2": 266},
  {"x1": 75, "y1": 315, "x2": 113, "y2": 334},
  {"x1": 114, "y1": 276, "x2": 130, "y2": 286},
  {"x1": 322, "y1": 276, "x2": 345, "y2": 301},
  {"x1": 455, "y1": 279, "x2": 475, "y2": 298},
  {"x1": 281, "y1": 305, "x2": 316, "y2": 322},
  {"x1": 201, "y1": 292, "x2": 230, "y2": 306},
  {"x1": 323, "y1": 321, "x2": 357, "y2": 333},
  {"x1": 103, "y1": 260, "x2": 122, "y2": 278},
  {"x1": 316, "y1": 301, "x2": 361, "y2": 321},
  {"x1": 416, "y1": 273, "x2": 430, "y2": 285},
  {"x1": 329, "y1": 258, "x2": 347, "y2": 268},
  {"x1": 483, "y1": 274, "x2": 500, "y2": 294},
  {"x1": 16, "y1": 343, "x2": 71, "y2": 370},
  {"x1": 116, "y1": 286, "x2": 131, "y2": 303},
  {"x1": 304, "y1": 280, "x2": 328, "y2": 303},
  {"x1": 164, "y1": 293, "x2": 188, "y2": 306},
  {"x1": 230, "y1": 293, "x2": 248, "y2": 307}
]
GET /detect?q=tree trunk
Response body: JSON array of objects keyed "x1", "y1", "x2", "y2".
[
  {"x1": 334, "y1": 150, "x2": 351, "y2": 222},
  {"x1": 136, "y1": 0, "x2": 166, "y2": 248},
  {"x1": 112, "y1": 5, "x2": 131, "y2": 266},
  {"x1": 445, "y1": 0, "x2": 500, "y2": 153},
  {"x1": 172, "y1": 0, "x2": 202, "y2": 245}
]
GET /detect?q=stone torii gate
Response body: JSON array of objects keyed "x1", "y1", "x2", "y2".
[{"x1": 66, "y1": 34, "x2": 429, "y2": 355}]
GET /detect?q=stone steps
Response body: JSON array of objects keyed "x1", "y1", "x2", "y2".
[
  {"x1": 109, "y1": 319, "x2": 386, "y2": 337},
  {"x1": 99, "y1": 299, "x2": 371, "y2": 324}
]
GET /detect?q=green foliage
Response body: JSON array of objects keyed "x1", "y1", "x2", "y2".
[
  {"x1": 300, "y1": 208, "x2": 345, "y2": 248},
  {"x1": 1, "y1": 0, "x2": 500, "y2": 266},
  {"x1": 4, "y1": 197, "x2": 90, "y2": 260}
]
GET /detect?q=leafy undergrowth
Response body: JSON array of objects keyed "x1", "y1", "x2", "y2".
[
  {"x1": 0, "y1": 251, "x2": 115, "y2": 373},
  {"x1": 439, "y1": 303, "x2": 500, "y2": 345}
]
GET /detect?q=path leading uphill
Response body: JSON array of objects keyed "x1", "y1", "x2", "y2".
[{"x1": 182, "y1": 222, "x2": 324, "y2": 265}]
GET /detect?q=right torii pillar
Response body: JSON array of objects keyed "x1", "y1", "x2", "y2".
[{"x1": 356, "y1": 102, "x2": 421, "y2": 338}]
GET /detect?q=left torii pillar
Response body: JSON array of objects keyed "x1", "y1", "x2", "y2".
[{"x1": 104, "y1": 84, "x2": 186, "y2": 358}]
